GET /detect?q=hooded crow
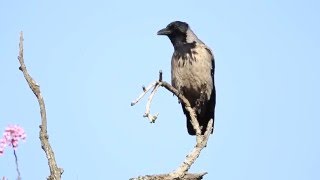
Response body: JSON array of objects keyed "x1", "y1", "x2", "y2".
[{"x1": 157, "y1": 21, "x2": 216, "y2": 135}]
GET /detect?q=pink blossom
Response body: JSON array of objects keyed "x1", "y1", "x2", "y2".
[{"x1": 0, "y1": 125, "x2": 26, "y2": 156}]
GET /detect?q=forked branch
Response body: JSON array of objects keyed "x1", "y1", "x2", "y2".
[{"x1": 131, "y1": 71, "x2": 213, "y2": 180}]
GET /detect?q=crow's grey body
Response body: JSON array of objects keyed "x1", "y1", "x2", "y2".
[{"x1": 158, "y1": 21, "x2": 216, "y2": 135}]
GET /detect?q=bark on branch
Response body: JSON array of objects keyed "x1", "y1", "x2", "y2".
[
  {"x1": 18, "y1": 32, "x2": 63, "y2": 180},
  {"x1": 130, "y1": 172, "x2": 207, "y2": 180},
  {"x1": 131, "y1": 71, "x2": 213, "y2": 180}
]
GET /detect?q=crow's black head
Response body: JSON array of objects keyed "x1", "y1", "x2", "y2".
[
  {"x1": 157, "y1": 21, "x2": 189, "y2": 36},
  {"x1": 157, "y1": 21, "x2": 190, "y2": 46}
]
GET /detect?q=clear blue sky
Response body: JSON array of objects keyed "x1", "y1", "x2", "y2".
[{"x1": 1, "y1": 0, "x2": 320, "y2": 179}]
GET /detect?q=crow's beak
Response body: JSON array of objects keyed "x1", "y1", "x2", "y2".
[{"x1": 157, "y1": 27, "x2": 171, "y2": 35}]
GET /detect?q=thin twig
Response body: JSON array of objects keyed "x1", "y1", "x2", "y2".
[
  {"x1": 131, "y1": 82, "x2": 157, "y2": 106},
  {"x1": 13, "y1": 149, "x2": 21, "y2": 180},
  {"x1": 143, "y1": 83, "x2": 160, "y2": 122},
  {"x1": 18, "y1": 31, "x2": 63, "y2": 180},
  {"x1": 158, "y1": 70, "x2": 163, "y2": 82}
]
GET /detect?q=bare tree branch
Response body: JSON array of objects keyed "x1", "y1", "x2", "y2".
[
  {"x1": 170, "y1": 120, "x2": 213, "y2": 179},
  {"x1": 159, "y1": 81, "x2": 202, "y2": 143},
  {"x1": 131, "y1": 82, "x2": 157, "y2": 106},
  {"x1": 131, "y1": 71, "x2": 213, "y2": 180},
  {"x1": 143, "y1": 83, "x2": 160, "y2": 122},
  {"x1": 13, "y1": 149, "x2": 21, "y2": 180},
  {"x1": 18, "y1": 32, "x2": 63, "y2": 180},
  {"x1": 130, "y1": 172, "x2": 207, "y2": 180}
]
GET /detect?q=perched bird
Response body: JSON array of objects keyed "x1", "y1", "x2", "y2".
[{"x1": 157, "y1": 21, "x2": 216, "y2": 135}]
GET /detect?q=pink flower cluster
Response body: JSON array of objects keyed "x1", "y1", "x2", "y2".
[{"x1": 0, "y1": 125, "x2": 26, "y2": 156}]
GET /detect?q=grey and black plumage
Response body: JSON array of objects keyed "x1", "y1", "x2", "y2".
[{"x1": 157, "y1": 21, "x2": 216, "y2": 135}]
